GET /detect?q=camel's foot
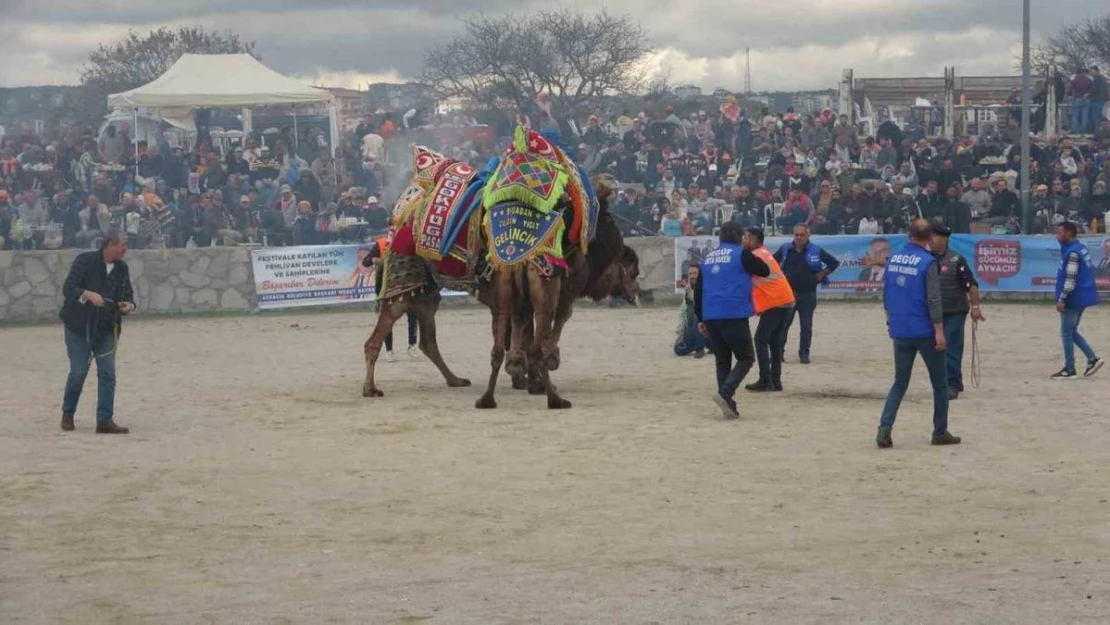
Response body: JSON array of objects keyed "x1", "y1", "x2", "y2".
[
  {"x1": 547, "y1": 395, "x2": 573, "y2": 410},
  {"x1": 475, "y1": 393, "x2": 497, "y2": 410},
  {"x1": 447, "y1": 377, "x2": 472, "y2": 388},
  {"x1": 362, "y1": 383, "x2": 384, "y2": 398},
  {"x1": 510, "y1": 374, "x2": 528, "y2": 391},
  {"x1": 543, "y1": 347, "x2": 561, "y2": 371},
  {"x1": 505, "y1": 351, "x2": 527, "y2": 378}
]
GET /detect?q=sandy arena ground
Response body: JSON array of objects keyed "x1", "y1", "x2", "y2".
[{"x1": 2, "y1": 302, "x2": 1110, "y2": 624}]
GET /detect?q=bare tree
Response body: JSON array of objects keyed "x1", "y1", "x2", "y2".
[
  {"x1": 1023, "y1": 15, "x2": 1110, "y2": 75},
  {"x1": 77, "y1": 26, "x2": 257, "y2": 118},
  {"x1": 421, "y1": 9, "x2": 651, "y2": 115},
  {"x1": 646, "y1": 66, "x2": 675, "y2": 98}
]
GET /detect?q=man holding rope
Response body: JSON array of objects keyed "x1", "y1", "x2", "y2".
[
  {"x1": 930, "y1": 224, "x2": 985, "y2": 400},
  {"x1": 58, "y1": 226, "x2": 135, "y2": 434}
]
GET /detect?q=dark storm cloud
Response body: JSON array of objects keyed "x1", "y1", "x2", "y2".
[{"x1": 1, "y1": 0, "x2": 1108, "y2": 87}]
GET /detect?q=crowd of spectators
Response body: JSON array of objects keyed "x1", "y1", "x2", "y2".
[
  {"x1": 567, "y1": 101, "x2": 1110, "y2": 238},
  {"x1": 3, "y1": 77, "x2": 1109, "y2": 251},
  {"x1": 0, "y1": 109, "x2": 498, "y2": 251}
]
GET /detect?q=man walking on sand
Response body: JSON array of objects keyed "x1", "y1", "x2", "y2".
[
  {"x1": 694, "y1": 222, "x2": 771, "y2": 419},
  {"x1": 876, "y1": 219, "x2": 961, "y2": 449},
  {"x1": 929, "y1": 224, "x2": 985, "y2": 400},
  {"x1": 58, "y1": 227, "x2": 135, "y2": 434},
  {"x1": 1051, "y1": 221, "x2": 1103, "y2": 380}
]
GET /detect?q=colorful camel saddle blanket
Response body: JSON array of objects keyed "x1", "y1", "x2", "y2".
[
  {"x1": 485, "y1": 200, "x2": 565, "y2": 269},
  {"x1": 377, "y1": 247, "x2": 439, "y2": 302},
  {"x1": 536, "y1": 128, "x2": 601, "y2": 245},
  {"x1": 414, "y1": 160, "x2": 478, "y2": 262},
  {"x1": 483, "y1": 126, "x2": 569, "y2": 216}
]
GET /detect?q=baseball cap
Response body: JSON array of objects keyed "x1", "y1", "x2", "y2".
[
  {"x1": 367, "y1": 196, "x2": 379, "y2": 204},
  {"x1": 239, "y1": 195, "x2": 250, "y2": 203},
  {"x1": 280, "y1": 184, "x2": 292, "y2": 193},
  {"x1": 931, "y1": 223, "x2": 952, "y2": 237}
]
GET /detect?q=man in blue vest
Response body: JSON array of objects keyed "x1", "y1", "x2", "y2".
[
  {"x1": 774, "y1": 223, "x2": 841, "y2": 363},
  {"x1": 1052, "y1": 221, "x2": 1103, "y2": 379},
  {"x1": 694, "y1": 221, "x2": 771, "y2": 419},
  {"x1": 876, "y1": 218, "x2": 961, "y2": 449}
]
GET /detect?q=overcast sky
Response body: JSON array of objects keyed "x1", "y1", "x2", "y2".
[{"x1": 0, "y1": 1, "x2": 1101, "y2": 92}]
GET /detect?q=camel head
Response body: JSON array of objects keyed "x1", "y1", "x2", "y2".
[
  {"x1": 582, "y1": 186, "x2": 640, "y2": 305},
  {"x1": 590, "y1": 173, "x2": 618, "y2": 204}
]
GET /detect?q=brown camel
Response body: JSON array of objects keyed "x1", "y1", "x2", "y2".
[
  {"x1": 471, "y1": 178, "x2": 639, "y2": 410},
  {"x1": 360, "y1": 182, "x2": 638, "y2": 404}
]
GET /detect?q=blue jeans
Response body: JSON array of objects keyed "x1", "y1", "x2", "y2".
[
  {"x1": 1091, "y1": 100, "x2": 1107, "y2": 133},
  {"x1": 879, "y1": 337, "x2": 949, "y2": 436},
  {"x1": 62, "y1": 327, "x2": 117, "y2": 423},
  {"x1": 1070, "y1": 99, "x2": 1090, "y2": 134},
  {"x1": 674, "y1": 321, "x2": 708, "y2": 356},
  {"x1": 1060, "y1": 308, "x2": 1097, "y2": 372},
  {"x1": 943, "y1": 313, "x2": 967, "y2": 390}
]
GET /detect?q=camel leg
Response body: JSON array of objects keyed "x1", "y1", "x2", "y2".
[
  {"x1": 543, "y1": 292, "x2": 575, "y2": 372},
  {"x1": 525, "y1": 322, "x2": 547, "y2": 396},
  {"x1": 362, "y1": 298, "x2": 407, "y2": 398},
  {"x1": 412, "y1": 293, "x2": 471, "y2": 388},
  {"x1": 476, "y1": 272, "x2": 512, "y2": 409},
  {"x1": 526, "y1": 267, "x2": 571, "y2": 409},
  {"x1": 504, "y1": 269, "x2": 529, "y2": 379},
  {"x1": 510, "y1": 320, "x2": 531, "y2": 390},
  {"x1": 545, "y1": 249, "x2": 586, "y2": 372}
]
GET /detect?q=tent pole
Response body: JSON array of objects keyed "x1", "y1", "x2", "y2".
[{"x1": 133, "y1": 107, "x2": 140, "y2": 176}]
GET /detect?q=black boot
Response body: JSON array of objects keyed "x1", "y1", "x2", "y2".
[{"x1": 745, "y1": 379, "x2": 774, "y2": 392}]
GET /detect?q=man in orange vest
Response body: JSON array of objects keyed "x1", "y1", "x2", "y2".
[{"x1": 743, "y1": 227, "x2": 796, "y2": 392}]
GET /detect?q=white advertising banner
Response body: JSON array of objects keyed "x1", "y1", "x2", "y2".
[{"x1": 250, "y1": 244, "x2": 466, "y2": 310}]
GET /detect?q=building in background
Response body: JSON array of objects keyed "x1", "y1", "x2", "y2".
[{"x1": 674, "y1": 84, "x2": 703, "y2": 99}]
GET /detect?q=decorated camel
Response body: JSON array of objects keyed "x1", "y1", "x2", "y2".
[{"x1": 361, "y1": 129, "x2": 640, "y2": 408}]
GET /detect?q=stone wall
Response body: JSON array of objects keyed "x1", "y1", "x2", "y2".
[
  {"x1": 0, "y1": 248, "x2": 254, "y2": 323},
  {"x1": 0, "y1": 237, "x2": 1058, "y2": 323}
]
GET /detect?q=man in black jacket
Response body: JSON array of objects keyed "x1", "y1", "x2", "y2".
[{"x1": 59, "y1": 227, "x2": 135, "y2": 434}]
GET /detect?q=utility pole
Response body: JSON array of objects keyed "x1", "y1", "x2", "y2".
[
  {"x1": 1020, "y1": 0, "x2": 1032, "y2": 233},
  {"x1": 744, "y1": 48, "x2": 752, "y2": 96}
]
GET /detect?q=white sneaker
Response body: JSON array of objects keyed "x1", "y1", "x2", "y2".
[
  {"x1": 408, "y1": 345, "x2": 420, "y2": 359},
  {"x1": 385, "y1": 351, "x2": 395, "y2": 363}
]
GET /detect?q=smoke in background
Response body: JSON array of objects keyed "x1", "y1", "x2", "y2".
[{"x1": 378, "y1": 140, "x2": 415, "y2": 204}]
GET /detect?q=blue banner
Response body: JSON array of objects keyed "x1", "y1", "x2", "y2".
[{"x1": 674, "y1": 235, "x2": 1110, "y2": 294}]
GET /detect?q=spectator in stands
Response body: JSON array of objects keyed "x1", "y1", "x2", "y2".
[
  {"x1": 990, "y1": 179, "x2": 1021, "y2": 225},
  {"x1": 1069, "y1": 69, "x2": 1094, "y2": 134}
]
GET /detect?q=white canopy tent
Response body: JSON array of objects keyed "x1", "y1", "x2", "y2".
[{"x1": 107, "y1": 53, "x2": 339, "y2": 160}]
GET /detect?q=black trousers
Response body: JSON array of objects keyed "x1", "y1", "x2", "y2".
[
  {"x1": 754, "y1": 305, "x2": 793, "y2": 385},
  {"x1": 384, "y1": 311, "x2": 418, "y2": 351},
  {"x1": 784, "y1": 291, "x2": 817, "y2": 358},
  {"x1": 705, "y1": 318, "x2": 755, "y2": 399},
  {"x1": 376, "y1": 263, "x2": 418, "y2": 351}
]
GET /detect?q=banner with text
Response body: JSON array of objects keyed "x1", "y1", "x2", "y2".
[
  {"x1": 250, "y1": 244, "x2": 466, "y2": 310},
  {"x1": 673, "y1": 235, "x2": 1110, "y2": 294}
]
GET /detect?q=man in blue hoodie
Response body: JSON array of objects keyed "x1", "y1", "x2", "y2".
[{"x1": 1052, "y1": 221, "x2": 1103, "y2": 379}]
